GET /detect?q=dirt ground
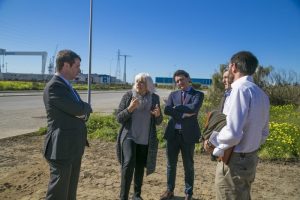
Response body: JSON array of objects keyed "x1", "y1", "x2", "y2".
[{"x1": 0, "y1": 133, "x2": 299, "y2": 200}]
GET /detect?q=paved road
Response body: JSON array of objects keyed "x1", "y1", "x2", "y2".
[{"x1": 0, "y1": 89, "x2": 171, "y2": 139}]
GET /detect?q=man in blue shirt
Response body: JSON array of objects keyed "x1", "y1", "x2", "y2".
[{"x1": 160, "y1": 70, "x2": 204, "y2": 200}]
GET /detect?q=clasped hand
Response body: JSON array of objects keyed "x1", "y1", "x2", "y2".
[
  {"x1": 203, "y1": 140, "x2": 215, "y2": 153},
  {"x1": 182, "y1": 113, "x2": 196, "y2": 118}
]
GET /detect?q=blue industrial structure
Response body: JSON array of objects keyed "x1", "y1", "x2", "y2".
[{"x1": 155, "y1": 77, "x2": 212, "y2": 86}]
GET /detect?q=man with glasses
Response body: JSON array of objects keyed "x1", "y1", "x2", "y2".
[
  {"x1": 160, "y1": 70, "x2": 204, "y2": 200},
  {"x1": 204, "y1": 51, "x2": 270, "y2": 199}
]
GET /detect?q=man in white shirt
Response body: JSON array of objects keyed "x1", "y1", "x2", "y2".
[{"x1": 204, "y1": 51, "x2": 270, "y2": 200}]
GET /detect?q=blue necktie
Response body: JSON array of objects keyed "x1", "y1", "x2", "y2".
[{"x1": 69, "y1": 85, "x2": 80, "y2": 102}]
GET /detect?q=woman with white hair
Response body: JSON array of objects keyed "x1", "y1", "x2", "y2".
[{"x1": 116, "y1": 73, "x2": 163, "y2": 200}]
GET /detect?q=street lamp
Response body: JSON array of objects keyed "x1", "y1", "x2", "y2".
[{"x1": 87, "y1": 0, "x2": 93, "y2": 104}]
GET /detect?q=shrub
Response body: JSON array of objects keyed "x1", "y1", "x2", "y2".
[
  {"x1": 264, "y1": 85, "x2": 300, "y2": 106},
  {"x1": 259, "y1": 105, "x2": 300, "y2": 160},
  {"x1": 259, "y1": 122, "x2": 300, "y2": 160},
  {"x1": 0, "y1": 81, "x2": 132, "y2": 91},
  {"x1": 156, "y1": 84, "x2": 175, "y2": 90},
  {"x1": 0, "y1": 81, "x2": 45, "y2": 90},
  {"x1": 269, "y1": 104, "x2": 300, "y2": 126},
  {"x1": 73, "y1": 83, "x2": 132, "y2": 91},
  {"x1": 86, "y1": 114, "x2": 120, "y2": 141},
  {"x1": 36, "y1": 105, "x2": 300, "y2": 160},
  {"x1": 156, "y1": 116, "x2": 169, "y2": 148},
  {"x1": 31, "y1": 82, "x2": 45, "y2": 90}
]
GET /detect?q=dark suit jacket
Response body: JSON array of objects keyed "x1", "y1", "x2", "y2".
[
  {"x1": 43, "y1": 75, "x2": 92, "y2": 160},
  {"x1": 164, "y1": 88, "x2": 204, "y2": 143}
]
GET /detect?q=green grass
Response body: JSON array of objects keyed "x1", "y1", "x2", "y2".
[
  {"x1": 0, "y1": 81, "x2": 45, "y2": 90},
  {"x1": 86, "y1": 114, "x2": 120, "y2": 141},
  {"x1": 0, "y1": 80, "x2": 132, "y2": 91},
  {"x1": 259, "y1": 105, "x2": 300, "y2": 160},
  {"x1": 34, "y1": 98, "x2": 300, "y2": 160}
]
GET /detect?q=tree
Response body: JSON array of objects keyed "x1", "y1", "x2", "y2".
[
  {"x1": 253, "y1": 65, "x2": 273, "y2": 87},
  {"x1": 264, "y1": 69, "x2": 300, "y2": 106},
  {"x1": 205, "y1": 64, "x2": 227, "y2": 110},
  {"x1": 206, "y1": 64, "x2": 273, "y2": 109}
]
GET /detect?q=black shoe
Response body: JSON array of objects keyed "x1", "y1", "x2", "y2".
[{"x1": 132, "y1": 195, "x2": 143, "y2": 200}]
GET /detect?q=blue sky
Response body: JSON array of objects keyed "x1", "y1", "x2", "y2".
[{"x1": 0, "y1": 0, "x2": 300, "y2": 82}]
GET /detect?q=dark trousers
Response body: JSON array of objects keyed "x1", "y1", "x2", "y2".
[
  {"x1": 120, "y1": 138, "x2": 148, "y2": 200},
  {"x1": 166, "y1": 131, "x2": 195, "y2": 195},
  {"x1": 45, "y1": 156, "x2": 82, "y2": 200}
]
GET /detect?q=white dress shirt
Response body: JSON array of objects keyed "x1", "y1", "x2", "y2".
[{"x1": 213, "y1": 76, "x2": 270, "y2": 156}]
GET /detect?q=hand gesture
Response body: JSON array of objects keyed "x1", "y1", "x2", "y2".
[
  {"x1": 127, "y1": 97, "x2": 140, "y2": 113},
  {"x1": 150, "y1": 104, "x2": 161, "y2": 117}
]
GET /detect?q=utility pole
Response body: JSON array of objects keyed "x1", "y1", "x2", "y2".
[
  {"x1": 115, "y1": 49, "x2": 121, "y2": 81},
  {"x1": 119, "y1": 53, "x2": 131, "y2": 84},
  {"x1": 87, "y1": 0, "x2": 93, "y2": 104},
  {"x1": 109, "y1": 58, "x2": 113, "y2": 77},
  {"x1": 48, "y1": 45, "x2": 58, "y2": 74},
  {"x1": 0, "y1": 49, "x2": 4, "y2": 73}
]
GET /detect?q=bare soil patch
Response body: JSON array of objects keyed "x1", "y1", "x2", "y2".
[{"x1": 0, "y1": 133, "x2": 299, "y2": 200}]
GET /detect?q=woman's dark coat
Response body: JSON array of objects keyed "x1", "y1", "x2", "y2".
[{"x1": 116, "y1": 90, "x2": 163, "y2": 175}]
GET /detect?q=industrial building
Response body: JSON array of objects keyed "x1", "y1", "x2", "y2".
[
  {"x1": 0, "y1": 72, "x2": 122, "y2": 84},
  {"x1": 155, "y1": 77, "x2": 212, "y2": 86},
  {"x1": 0, "y1": 48, "x2": 123, "y2": 84}
]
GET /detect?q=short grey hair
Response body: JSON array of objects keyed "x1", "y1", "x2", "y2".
[{"x1": 133, "y1": 72, "x2": 155, "y2": 94}]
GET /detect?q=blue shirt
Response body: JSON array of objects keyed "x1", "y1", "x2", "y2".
[{"x1": 175, "y1": 86, "x2": 192, "y2": 129}]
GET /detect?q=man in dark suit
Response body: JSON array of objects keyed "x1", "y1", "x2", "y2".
[
  {"x1": 160, "y1": 70, "x2": 204, "y2": 200},
  {"x1": 43, "y1": 49, "x2": 92, "y2": 200}
]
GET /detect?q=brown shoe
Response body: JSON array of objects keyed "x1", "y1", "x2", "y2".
[{"x1": 160, "y1": 190, "x2": 174, "y2": 200}]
